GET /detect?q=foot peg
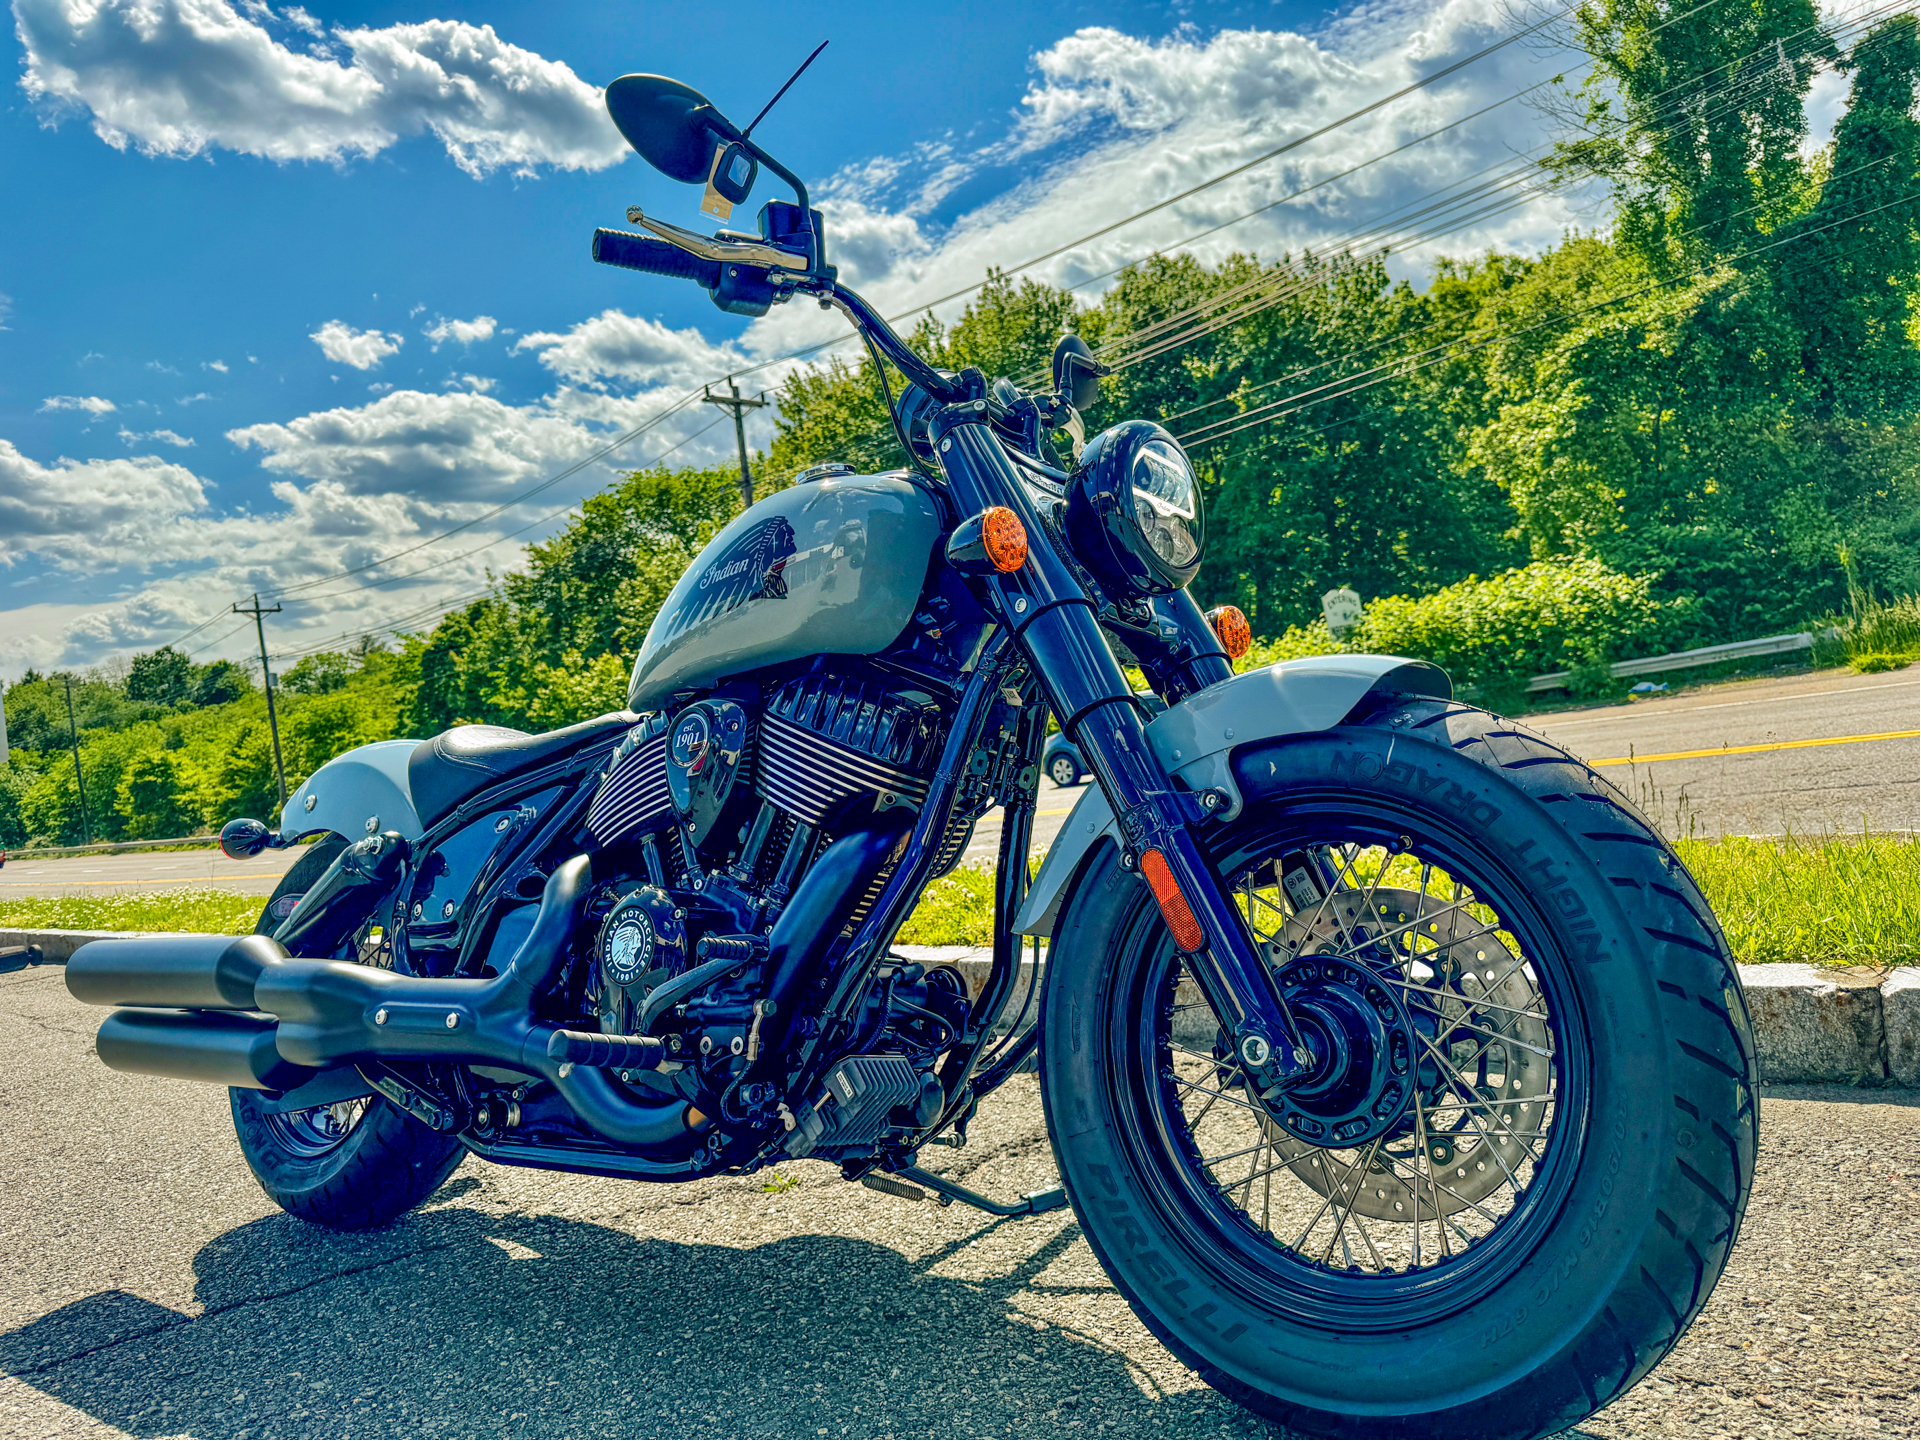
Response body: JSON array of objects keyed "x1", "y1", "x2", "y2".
[
  {"x1": 546, "y1": 1029, "x2": 666, "y2": 1070},
  {"x1": 889, "y1": 1163, "x2": 1069, "y2": 1217}
]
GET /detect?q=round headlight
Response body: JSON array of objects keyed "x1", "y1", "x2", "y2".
[{"x1": 1064, "y1": 420, "x2": 1205, "y2": 596}]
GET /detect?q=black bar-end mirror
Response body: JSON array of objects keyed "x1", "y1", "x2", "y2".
[
  {"x1": 606, "y1": 74, "x2": 737, "y2": 183},
  {"x1": 1052, "y1": 335, "x2": 1104, "y2": 412}
]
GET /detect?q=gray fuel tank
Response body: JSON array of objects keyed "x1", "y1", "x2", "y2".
[{"x1": 627, "y1": 472, "x2": 942, "y2": 712}]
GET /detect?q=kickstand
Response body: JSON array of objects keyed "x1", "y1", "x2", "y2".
[{"x1": 889, "y1": 1163, "x2": 1068, "y2": 1217}]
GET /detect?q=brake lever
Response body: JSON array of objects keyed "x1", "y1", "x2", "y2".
[{"x1": 625, "y1": 207, "x2": 810, "y2": 272}]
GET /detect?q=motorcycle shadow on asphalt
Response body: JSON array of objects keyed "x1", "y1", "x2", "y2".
[{"x1": 0, "y1": 1176, "x2": 1270, "y2": 1438}]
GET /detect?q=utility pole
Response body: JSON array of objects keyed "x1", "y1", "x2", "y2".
[
  {"x1": 62, "y1": 674, "x2": 89, "y2": 846},
  {"x1": 234, "y1": 594, "x2": 289, "y2": 809},
  {"x1": 702, "y1": 376, "x2": 768, "y2": 511}
]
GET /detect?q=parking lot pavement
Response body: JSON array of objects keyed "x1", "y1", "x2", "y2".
[
  {"x1": 1, "y1": 960, "x2": 1913, "y2": 1439},
  {"x1": 0, "y1": 845, "x2": 303, "y2": 900}
]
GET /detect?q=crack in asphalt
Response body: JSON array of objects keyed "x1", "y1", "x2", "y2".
[{"x1": 1, "y1": 1240, "x2": 461, "y2": 1380}]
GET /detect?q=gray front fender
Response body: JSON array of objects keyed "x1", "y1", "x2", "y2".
[
  {"x1": 278, "y1": 739, "x2": 425, "y2": 843},
  {"x1": 1012, "y1": 655, "x2": 1449, "y2": 938}
]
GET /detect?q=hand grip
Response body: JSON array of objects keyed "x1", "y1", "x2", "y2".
[{"x1": 591, "y1": 229, "x2": 722, "y2": 288}]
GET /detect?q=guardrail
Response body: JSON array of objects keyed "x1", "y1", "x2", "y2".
[
  {"x1": 4, "y1": 834, "x2": 226, "y2": 861},
  {"x1": 1527, "y1": 630, "x2": 1822, "y2": 693}
]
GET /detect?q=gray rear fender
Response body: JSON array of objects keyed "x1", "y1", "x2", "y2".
[
  {"x1": 278, "y1": 738, "x2": 425, "y2": 844},
  {"x1": 1012, "y1": 655, "x2": 1449, "y2": 938}
]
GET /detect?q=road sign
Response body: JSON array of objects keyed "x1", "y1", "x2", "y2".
[{"x1": 1322, "y1": 586, "x2": 1362, "y2": 636}]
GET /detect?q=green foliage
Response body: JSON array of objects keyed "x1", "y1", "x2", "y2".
[
  {"x1": 1556, "y1": 0, "x2": 1832, "y2": 269},
  {"x1": 1242, "y1": 558, "x2": 1682, "y2": 700},
  {"x1": 124, "y1": 646, "x2": 196, "y2": 707},
  {"x1": 0, "y1": 642, "x2": 419, "y2": 846},
  {"x1": 1809, "y1": 593, "x2": 1920, "y2": 671}
]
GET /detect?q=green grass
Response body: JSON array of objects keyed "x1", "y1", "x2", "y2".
[
  {"x1": 896, "y1": 831, "x2": 1919, "y2": 968},
  {"x1": 0, "y1": 888, "x2": 261, "y2": 935},
  {"x1": 13, "y1": 833, "x2": 1912, "y2": 971},
  {"x1": 895, "y1": 866, "x2": 997, "y2": 946},
  {"x1": 1673, "y1": 832, "x2": 1919, "y2": 968},
  {"x1": 1810, "y1": 594, "x2": 1919, "y2": 674}
]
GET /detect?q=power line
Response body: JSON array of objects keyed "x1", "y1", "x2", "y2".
[
  {"x1": 1072, "y1": 3, "x2": 1897, "y2": 378},
  {"x1": 1184, "y1": 190, "x2": 1919, "y2": 462}
]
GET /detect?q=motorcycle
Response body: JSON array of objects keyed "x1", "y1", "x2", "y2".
[{"x1": 64, "y1": 69, "x2": 1758, "y2": 1438}]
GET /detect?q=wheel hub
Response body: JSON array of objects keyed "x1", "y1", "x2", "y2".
[{"x1": 1268, "y1": 954, "x2": 1416, "y2": 1148}]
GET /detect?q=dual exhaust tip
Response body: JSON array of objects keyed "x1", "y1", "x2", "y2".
[{"x1": 63, "y1": 857, "x2": 699, "y2": 1152}]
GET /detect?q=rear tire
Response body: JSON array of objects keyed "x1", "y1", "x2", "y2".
[
  {"x1": 1039, "y1": 695, "x2": 1757, "y2": 1438},
  {"x1": 1049, "y1": 754, "x2": 1080, "y2": 788},
  {"x1": 230, "y1": 833, "x2": 464, "y2": 1230}
]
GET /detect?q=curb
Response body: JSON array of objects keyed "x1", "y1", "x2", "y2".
[{"x1": 7, "y1": 931, "x2": 1915, "y2": 1086}]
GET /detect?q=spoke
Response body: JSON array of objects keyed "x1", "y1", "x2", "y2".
[
  {"x1": 1349, "y1": 1208, "x2": 1388, "y2": 1272},
  {"x1": 1420, "y1": 1056, "x2": 1550, "y2": 1162},
  {"x1": 1235, "y1": 1138, "x2": 1268, "y2": 1207},
  {"x1": 1422, "y1": 1093, "x2": 1556, "y2": 1112},
  {"x1": 1198, "y1": 1139, "x2": 1270, "y2": 1169},
  {"x1": 1290, "y1": 1145, "x2": 1366, "y2": 1248},
  {"x1": 1170, "y1": 1044, "x2": 1236, "y2": 1065},
  {"x1": 1412, "y1": 1092, "x2": 1435, "y2": 1262},
  {"x1": 1318, "y1": 1138, "x2": 1384, "y2": 1264},
  {"x1": 1378, "y1": 1149, "x2": 1508, "y2": 1225},
  {"x1": 1173, "y1": 1077, "x2": 1269, "y2": 1117},
  {"x1": 1416, "y1": 1032, "x2": 1534, "y2": 1188},
  {"x1": 1425, "y1": 1012, "x2": 1557, "y2": 1060},
  {"x1": 1382, "y1": 973, "x2": 1548, "y2": 1022}
]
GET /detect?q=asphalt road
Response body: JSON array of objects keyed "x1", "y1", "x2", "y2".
[
  {"x1": 0, "y1": 960, "x2": 1913, "y2": 1439},
  {"x1": 3, "y1": 665, "x2": 1912, "y2": 901}
]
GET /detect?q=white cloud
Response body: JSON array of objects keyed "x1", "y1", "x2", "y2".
[
  {"x1": 15, "y1": 0, "x2": 630, "y2": 177},
  {"x1": 515, "y1": 310, "x2": 749, "y2": 390},
  {"x1": 227, "y1": 387, "x2": 613, "y2": 501},
  {"x1": 146, "y1": 360, "x2": 180, "y2": 374},
  {"x1": 118, "y1": 426, "x2": 195, "y2": 447},
  {"x1": 450, "y1": 374, "x2": 495, "y2": 393},
  {"x1": 39, "y1": 394, "x2": 116, "y2": 414},
  {"x1": 0, "y1": 293, "x2": 13, "y2": 330},
  {"x1": 311, "y1": 319, "x2": 402, "y2": 370},
  {"x1": 752, "y1": 6, "x2": 1592, "y2": 351},
  {"x1": 0, "y1": 439, "x2": 208, "y2": 558},
  {"x1": 422, "y1": 314, "x2": 496, "y2": 349},
  {"x1": 204, "y1": 358, "x2": 229, "y2": 372},
  {"x1": 176, "y1": 391, "x2": 213, "y2": 404}
]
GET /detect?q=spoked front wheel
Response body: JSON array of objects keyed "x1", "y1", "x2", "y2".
[{"x1": 1040, "y1": 697, "x2": 1757, "y2": 1438}]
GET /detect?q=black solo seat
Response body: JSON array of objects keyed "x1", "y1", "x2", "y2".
[{"x1": 408, "y1": 712, "x2": 638, "y2": 830}]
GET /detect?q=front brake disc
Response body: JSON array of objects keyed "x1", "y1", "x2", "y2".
[{"x1": 1258, "y1": 886, "x2": 1552, "y2": 1221}]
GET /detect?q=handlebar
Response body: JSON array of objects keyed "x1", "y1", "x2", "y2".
[
  {"x1": 591, "y1": 229, "x2": 722, "y2": 288},
  {"x1": 592, "y1": 224, "x2": 967, "y2": 406}
]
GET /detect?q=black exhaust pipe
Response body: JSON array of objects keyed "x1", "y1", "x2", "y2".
[
  {"x1": 67, "y1": 827, "x2": 914, "y2": 1153},
  {"x1": 96, "y1": 1007, "x2": 314, "y2": 1090},
  {"x1": 67, "y1": 856, "x2": 697, "y2": 1148},
  {"x1": 67, "y1": 933, "x2": 285, "y2": 1010}
]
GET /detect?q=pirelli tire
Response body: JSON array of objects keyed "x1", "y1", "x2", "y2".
[
  {"x1": 229, "y1": 833, "x2": 465, "y2": 1230},
  {"x1": 1039, "y1": 693, "x2": 1758, "y2": 1438}
]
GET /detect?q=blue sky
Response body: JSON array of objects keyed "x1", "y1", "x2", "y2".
[{"x1": 0, "y1": 0, "x2": 1854, "y2": 680}]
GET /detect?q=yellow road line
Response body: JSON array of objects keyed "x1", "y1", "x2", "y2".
[
  {"x1": 1591, "y1": 729, "x2": 1919, "y2": 766},
  {"x1": 0, "y1": 873, "x2": 282, "y2": 889}
]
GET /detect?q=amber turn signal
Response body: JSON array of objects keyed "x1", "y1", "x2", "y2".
[
  {"x1": 1139, "y1": 848, "x2": 1206, "y2": 952},
  {"x1": 944, "y1": 506, "x2": 1029, "y2": 575},
  {"x1": 1206, "y1": 604, "x2": 1252, "y2": 661}
]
